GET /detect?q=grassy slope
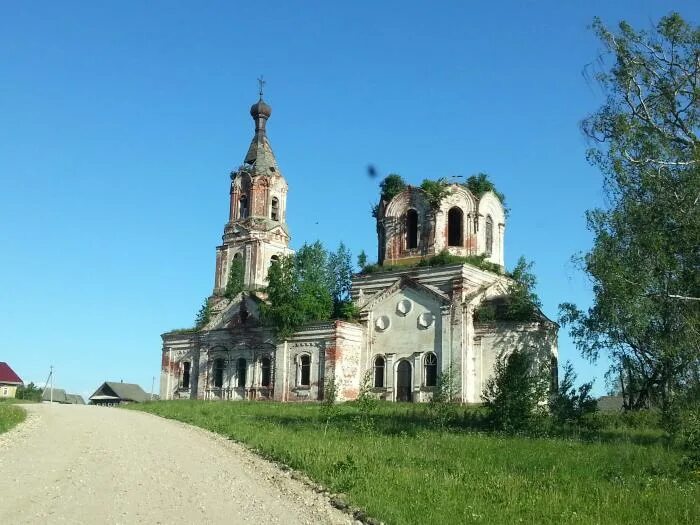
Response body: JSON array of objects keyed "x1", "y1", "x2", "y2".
[
  {"x1": 0, "y1": 401, "x2": 26, "y2": 434},
  {"x1": 128, "y1": 401, "x2": 699, "y2": 525}
]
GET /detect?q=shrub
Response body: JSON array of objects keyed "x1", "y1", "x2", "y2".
[
  {"x1": 482, "y1": 349, "x2": 548, "y2": 433},
  {"x1": 549, "y1": 361, "x2": 597, "y2": 424}
]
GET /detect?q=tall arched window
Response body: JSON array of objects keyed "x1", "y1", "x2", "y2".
[
  {"x1": 406, "y1": 209, "x2": 418, "y2": 249},
  {"x1": 374, "y1": 355, "x2": 385, "y2": 388},
  {"x1": 239, "y1": 195, "x2": 248, "y2": 219},
  {"x1": 213, "y1": 358, "x2": 225, "y2": 388},
  {"x1": 236, "y1": 358, "x2": 247, "y2": 388},
  {"x1": 181, "y1": 362, "x2": 191, "y2": 389},
  {"x1": 424, "y1": 352, "x2": 438, "y2": 387},
  {"x1": 448, "y1": 207, "x2": 463, "y2": 247},
  {"x1": 261, "y1": 357, "x2": 272, "y2": 387},
  {"x1": 485, "y1": 215, "x2": 493, "y2": 256},
  {"x1": 298, "y1": 354, "x2": 311, "y2": 387},
  {"x1": 271, "y1": 197, "x2": 279, "y2": 221}
]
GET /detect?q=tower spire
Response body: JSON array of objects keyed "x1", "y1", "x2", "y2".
[{"x1": 244, "y1": 80, "x2": 276, "y2": 171}]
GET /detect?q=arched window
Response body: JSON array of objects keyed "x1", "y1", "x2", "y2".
[
  {"x1": 213, "y1": 358, "x2": 225, "y2": 388},
  {"x1": 236, "y1": 358, "x2": 247, "y2": 388},
  {"x1": 298, "y1": 354, "x2": 311, "y2": 387},
  {"x1": 181, "y1": 361, "x2": 191, "y2": 389},
  {"x1": 270, "y1": 255, "x2": 279, "y2": 265},
  {"x1": 261, "y1": 357, "x2": 272, "y2": 387},
  {"x1": 406, "y1": 209, "x2": 418, "y2": 249},
  {"x1": 271, "y1": 197, "x2": 279, "y2": 221},
  {"x1": 374, "y1": 356, "x2": 385, "y2": 388},
  {"x1": 485, "y1": 215, "x2": 493, "y2": 256},
  {"x1": 424, "y1": 352, "x2": 438, "y2": 387},
  {"x1": 447, "y1": 207, "x2": 463, "y2": 247},
  {"x1": 239, "y1": 195, "x2": 248, "y2": 219}
]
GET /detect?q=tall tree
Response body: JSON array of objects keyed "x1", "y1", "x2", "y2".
[
  {"x1": 327, "y1": 242, "x2": 353, "y2": 317},
  {"x1": 261, "y1": 241, "x2": 334, "y2": 338},
  {"x1": 560, "y1": 13, "x2": 700, "y2": 413}
]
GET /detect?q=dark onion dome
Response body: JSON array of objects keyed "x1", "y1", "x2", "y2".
[{"x1": 250, "y1": 98, "x2": 272, "y2": 119}]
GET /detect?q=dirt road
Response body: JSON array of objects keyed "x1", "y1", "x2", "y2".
[{"x1": 0, "y1": 403, "x2": 352, "y2": 524}]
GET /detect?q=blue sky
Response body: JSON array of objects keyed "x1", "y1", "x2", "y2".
[{"x1": 1, "y1": 1, "x2": 697, "y2": 400}]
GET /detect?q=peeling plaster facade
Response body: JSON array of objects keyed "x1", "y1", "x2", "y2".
[{"x1": 160, "y1": 97, "x2": 558, "y2": 403}]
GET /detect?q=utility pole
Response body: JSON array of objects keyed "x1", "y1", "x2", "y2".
[
  {"x1": 50, "y1": 365, "x2": 54, "y2": 403},
  {"x1": 150, "y1": 376, "x2": 155, "y2": 400}
]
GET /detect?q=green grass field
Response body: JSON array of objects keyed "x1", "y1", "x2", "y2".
[
  {"x1": 0, "y1": 401, "x2": 26, "y2": 434},
  {"x1": 128, "y1": 401, "x2": 699, "y2": 525}
]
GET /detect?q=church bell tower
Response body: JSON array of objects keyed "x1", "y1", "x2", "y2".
[{"x1": 212, "y1": 90, "x2": 292, "y2": 296}]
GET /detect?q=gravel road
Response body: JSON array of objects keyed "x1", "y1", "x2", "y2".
[{"x1": 0, "y1": 403, "x2": 352, "y2": 525}]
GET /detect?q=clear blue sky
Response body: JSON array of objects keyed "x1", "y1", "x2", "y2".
[{"x1": 2, "y1": 1, "x2": 697, "y2": 401}]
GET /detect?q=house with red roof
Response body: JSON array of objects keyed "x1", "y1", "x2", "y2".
[{"x1": 0, "y1": 362, "x2": 23, "y2": 399}]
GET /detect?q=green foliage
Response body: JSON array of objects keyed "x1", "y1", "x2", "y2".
[
  {"x1": 463, "y1": 173, "x2": 507, "y2": 213},
  {"x1": 0, "y1": 403, "x2": 25, "y2": 434},
  {"x1": 474, "y1": 256, "x2": 542, "y2": 322},
  {"x1": 416, "y1": 250, "x2": 503, "y2": 273},
  {"x1": 482, "y1": 349, "x2": 549, "y2": 433},
  {"x1": 549, "y1": 362, "x2": 598, "y2": 424},
  {"x1": 261, "y1": 242, "x2": 334, "y2": 338},
  {"x1": 562, "y1": 13, "x2": 700, "y2": 416},
  {"x1": 224, "y1": 257, "x2": 245, "y2": 299},
  {"x1": 15, "y1": 382, "x2": 42, "y2": 402},
  {"x1": 327, "y1": 242, "x2": 353, "y2": 317},
  {"x1": 373, "y1": 174, "x2": 407, "y2": 218},
  {"x1": 429, "y1": 364, "x2": 459, "y2": 429},
  {"x1": 505, "y1": 256, "x2": 542, "y2": 320},
  {"x1": 194, "y1": 298, "x2": 212, "y2": 330},
  {"x1": 378, "y1": 173, "x2": 406, "y2": 203},
  {"x1": 676, "y1": 407, "x2": 700, "y2": 473},
  {"x1": 336, "y1": 300, "x2": 359, "y2": 321},
  {"x1": 356, "y1": 249, "x2": 367, "y2": 269},
  {"x1": 130, "y1": 400, "x2": 700, "y2": 524},
  {"x1": 321, "y1": 375, "x2": 339, "y2": 435},
  {"x1": 419, "y1": 177, "x2": 452, "y2": 209},
  {"x1": 355, "y1": 371, "x2": 378, "y2": 434}
]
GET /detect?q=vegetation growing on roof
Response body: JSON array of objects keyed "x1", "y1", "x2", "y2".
[
  {"x1": 360, "y1": 250, "x2": 503, "y2": 276},
  {"x1": 224, "y1": 257, "x2": 245, "y2": 299},
  {"x1": 463, "y1": 173, "x2": 508, "y2": 214},
  {"x1": 372, "y1": 174, "x2": 407, "y2": 218},
  {"x1": 419, "y1": 177, "x2": 452, "y2": 209},
  {"x1": 372, "y1": 173, "x2": 507, "y2": 218},
  {"x1": 474, "y1": 256, "x2": 542, "y2": 322},
  {"x1": 194, "y1": 298, "x2": 212, "y2": 330},
  {"x1": 261, "y1": 241, "x2": 357, "y2": 338}
]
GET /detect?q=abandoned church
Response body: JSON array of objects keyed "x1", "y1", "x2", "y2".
[{"x1": 160, "y1": 95, "x2": 558, "y2": 403}]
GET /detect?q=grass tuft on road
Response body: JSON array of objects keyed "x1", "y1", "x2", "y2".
[
  {"x1": 0, "y1": 402, "x2": 26, "y2": 434},
  {"x1": 128, "y1": 401, "x2": 699, "y2": 525}
]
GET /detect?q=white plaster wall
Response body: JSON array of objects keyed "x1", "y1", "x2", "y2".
[
  {"x1": 369, "y1": 286, "x2": 444, "y2": 400},
  {"x1": 471, "y1": 322, "x2": 557, "y2": 403}
]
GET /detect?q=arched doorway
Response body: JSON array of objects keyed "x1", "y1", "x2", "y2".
[{"x1": 396, "y1": 360, "x2": 412, "y2": 402}]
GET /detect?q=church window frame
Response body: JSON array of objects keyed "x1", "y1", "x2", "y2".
[
  {"x1": 271, "y1": 197, "x2": 279, "y2": 221},
  {"x1": 236, "y1": 358, "x2": 247, "y2": 388},
  {"x1": 447, "y1": 207, "x2": 463, "y2": 247},
  {"x1": 260, "y1": 356, "x2": 272, "y2": 387},
  {"x1": 297, "y1": 354, "x2": 311, "y2": 388},
  {"x1": 213, "y1": 358, "x2": 226, "y2": 388},
  {"x1": 424, "y1": 352, "x2": 438, "y2": 387},
  {"x1": 406, "y1": 209, "x2": 419, "y2": 250},
  {"x1": 239, "y1": 195, "x2": 249, "y2": 219},
  {"x1": 374, "y1": 355, "x2": 386, "y2": 388},
  {"x1": 181, "y1": 361, "x2": 191, "y2": 389},
  {"x1": 485, "y1": 215, "x2": 494, "y2": 256}
]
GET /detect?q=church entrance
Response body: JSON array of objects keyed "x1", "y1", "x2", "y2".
[{"x1": 396, "y1": 360, "x2": 412, "y2": 402}]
